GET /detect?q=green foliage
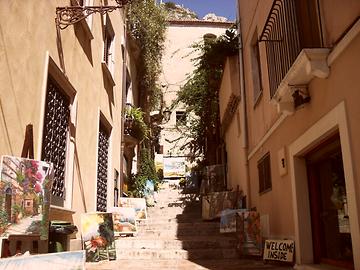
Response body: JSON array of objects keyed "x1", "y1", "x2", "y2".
[
  {"x1": 126, "y1": 107, "x2": 149, "y2": 141},
  {"x1": 127, "y1": 148, "x2": 159, "y2": 197},
  {"x1": 0, "y1": 210, "x2": 9, "y2": 228},
  {"x1": 127, "y1": 0, "x2": 167, "y2": 111},
  {"x1": 174, "y1": 27, "x2": 239, "y2": 159}
]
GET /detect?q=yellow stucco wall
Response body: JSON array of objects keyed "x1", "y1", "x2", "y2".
[
  {"x1": 223, "y1": 1, "x2": 360, "y2": 254},
  {"x1": 0, "y1": 0, "x2": 126, "y2": 247}
]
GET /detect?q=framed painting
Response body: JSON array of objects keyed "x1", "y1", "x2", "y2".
[
  {"x1": 111, "y1": 207, "x2": 137, "y2": 235},
  {"x1": 118, "y1": 197, "x2": 147, "y2": 220},
  {"x1": 0, "y1": 156, "x2": 53, "y2": 240},
  {"x1": 81, "y1": 213, "x2": 116, "y2": 262}
]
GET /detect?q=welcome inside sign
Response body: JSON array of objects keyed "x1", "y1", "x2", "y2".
[{"x1": 263, "y1": 239, "x2": 295, "y2": 262}]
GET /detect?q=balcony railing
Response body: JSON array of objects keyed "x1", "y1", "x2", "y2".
[{"x1": 260, "y1": 0, "x2": 323, "y2": 99}]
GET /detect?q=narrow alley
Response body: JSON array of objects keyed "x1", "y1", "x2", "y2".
[{"x1": 86, "y1": 185, "x2": 292, "y2": 270}]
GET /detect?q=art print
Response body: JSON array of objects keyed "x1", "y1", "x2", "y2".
[
  {"x1": 0, "y1": 156, "x2": 53, "y2": 240},
  {"x1": 111, "y1": 207, "x2": 137, "y2": 235},
  {"x1": 81, "y1": 213, "x2": 116, "y2": 262},
  {"x1": 118, "y1": 197, "x2": 147, "y2": 220}
]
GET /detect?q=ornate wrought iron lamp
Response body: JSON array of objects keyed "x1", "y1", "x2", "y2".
[
  {"x1": 55, "y1": 0, "x2": 130, "y2": 73},
  {"x1": 56, "y1": 0, "x2": 129, "y2": 30}
]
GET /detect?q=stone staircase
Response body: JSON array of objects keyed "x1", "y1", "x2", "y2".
[{"x1": 86, "y1": 186, "x2": 293, "y2": 269}]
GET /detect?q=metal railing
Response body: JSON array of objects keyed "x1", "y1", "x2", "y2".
[{"x1": 259, "y1": 0, "x2": 302, "y2": 98}]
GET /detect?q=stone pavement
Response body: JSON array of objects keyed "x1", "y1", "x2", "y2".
[{"x1": 86, "y1": 186, "x2": 293, "y2": 270}]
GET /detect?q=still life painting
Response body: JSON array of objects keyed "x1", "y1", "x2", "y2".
[
  {"x1": 81, "y1": 213, "x2": 116, "y2": 262},
  {"x1": 0, "y1": 156, "x2": 53, "y2": 240},
  {"x1": 118, "y1": 197, "x2": 147, "y2": 220},
  {"x1": 111, "y1": 207, "x2": 137, "y2": 235}
]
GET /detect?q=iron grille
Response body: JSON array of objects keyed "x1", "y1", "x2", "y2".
[
  {"x1": 260, "y1": 0, "x2": 301, "y2": 98},
  {"x1": 96, "y1": 123, "x2": 109, "y2": 212},
  {"x1": 259, "y1": 0, "x2": 322, "y2": 98},
  {"x1": 42, "y1": 77, "x2": 70, "y2": 206}
]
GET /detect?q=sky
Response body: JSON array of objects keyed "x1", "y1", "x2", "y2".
[{"x1": 162, "y1": 0, "x2": 237, "y2": 21}]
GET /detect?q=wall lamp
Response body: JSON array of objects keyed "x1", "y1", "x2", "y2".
[{"x1": 291, "y1": 85, "x2": 311, "y2": 110}]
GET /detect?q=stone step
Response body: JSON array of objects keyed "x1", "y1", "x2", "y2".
[
  {"x1": 115, "y1": 248, "x2": 238, "y2": 260},
  {"x1": 137, "y1": 221, "x2": 218, "y2": 230},
  {"x1": 136, "y1": 226, "x2": 220, "y2": 237},
  {"x1": 115, "y1": 236, "x2": 237, "y2": 250},
  {"x1": 86, "y1": 259, "x2": 292, "y2": 270},
  {"x1": 147, "y1": 212, "x2": 202, "y2": 220}
]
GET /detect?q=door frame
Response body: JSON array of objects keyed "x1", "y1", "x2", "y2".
[{"x1": 288, "y1": 102, "x2": 360, "y2": 268}]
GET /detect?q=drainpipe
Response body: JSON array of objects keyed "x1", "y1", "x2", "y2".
[
  {"x1": 120, "y1": 23, "x2": 128, "y2": 197},
  {"x1": 236, "y1": 0, "x2": 251, "y2": 207}
]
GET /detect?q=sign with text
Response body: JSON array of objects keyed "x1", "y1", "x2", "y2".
[{"x1": 263, "y1": 239, "x2": 294, "y2": 262}]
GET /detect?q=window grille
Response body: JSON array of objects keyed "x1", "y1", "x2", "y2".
[
  {"x1": 258, "y1": 152, "x2": 272, "y2": 193},
  {"x1": 41, "y1": 77, "x2": 70, "y2": 206},
  {"x1": 96, "y1": 123, "x2": 109, "y2": 212}
]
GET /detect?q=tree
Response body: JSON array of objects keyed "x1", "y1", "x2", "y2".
[{"x1": 173, "y1": 27, "x2": 238, "y2": 165}]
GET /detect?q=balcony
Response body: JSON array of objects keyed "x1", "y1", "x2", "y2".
[{"x1": 260, "y1": 0, "x2": 330, "y2": 114}]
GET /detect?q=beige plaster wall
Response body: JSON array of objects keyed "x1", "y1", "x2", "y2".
[
  {"x1": 160, "y1": 22, "x2": 231, "y2": 157},
  {"x1": 235, "y1": 0, "x2": 360, "y2": 242},
  {"x1": 0, "y1": 0, "x2": 125, "y2": 245}
]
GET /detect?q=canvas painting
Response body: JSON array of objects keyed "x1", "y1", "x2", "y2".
[
  {"x1": 236, "y1": 211, "x2": 262, "y2": 256},
  {"x1": 0, "y1": 250, "x2": 85, "y2": 270},
  {"x1": 0, "y1": 156, "x2": 53, "y2": 240},
  {"x1": 111, "y1": 207, "x2": 137, "y2": 235},
  {"x1": 202, "y1": 191, "x2": 238, "y2": 220},
  {"x1": 81, "y1": 213, "x2": 116, "y2": 262},
  {"x1": 220, "y1": 209, "x2": 244, "y2": 233},
  {"x1": 118, "y1": 197, "x2": 147, "y2": 220}
]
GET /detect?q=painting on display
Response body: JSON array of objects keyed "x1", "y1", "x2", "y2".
[
  {"x1": 111, "y1": 207, "x2": 137, "y2": 235},
  {"x1": 118, "y1": 197, "x2": 147, "y2": 220},
  {"x1": 0, "y1": 250, "x2": 85, "y2": 270},
  {"x1": 200, "y1": 164, "x2": 225, "y2": 194},
  {"x1": 0, "y1": 156, "x2": 53, "y2": 240},
  {"x1": 81, "y1": 213, "x2": 116, "y2": 262},
  {"x1": 236, "y1": 211, "x2": 262, "y2": 257},
  {"x1": 220, "y1": 209, "x2": 245, "y2": 233},
  {"x1": 202, "y1": 191, "x2": 238, "y2": 220},
  {"x1": 163, "y1": 157, "x2": 186, "y2": 178}
]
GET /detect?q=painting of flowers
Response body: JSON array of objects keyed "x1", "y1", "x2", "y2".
[
  {"x1": 81, "y1": 213, "x2": 116, "y2": 262},
  {"x1": 111, "y1": 207, "x2": 137, "y2": 235},
  {"x1": 0, "y1": 156, "x2": 53, "y2": 240},
  {"x1": 118, "y1": 198, "x2": 147, "y2": 220}
]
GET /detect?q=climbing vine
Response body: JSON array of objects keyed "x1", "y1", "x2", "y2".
[
  {"x1": 126, "y1": 0, "x2": 166, "y2": 197},
  {"x1": 127, "y1": 0, "x2": 167, "y2": 112},
  {"x1": 174, "y1": 27, "x2": 238, "y2": 164}
]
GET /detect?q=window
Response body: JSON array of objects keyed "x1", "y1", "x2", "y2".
[
  {"x1": 41, "y1": 76, "x2": 70, "y2": 207},
  {"x1": 176, "y1": 111, "x2": 186, "y2": 126},
  {"x1": 251, "y1": 30, "x2": 263, "y2": 105},
  {"x1": 71, "y1": 0, "x2": 94, "y2": 38},
  {"x1": 103, "y1": 15, "x2": 115, "y2": 75},
  {"x1": 258, "y1": 152, "x2": 272, "y2": 193},
  {"x1": 96, "y1": 122, "x2": 110, "y2": 212}
]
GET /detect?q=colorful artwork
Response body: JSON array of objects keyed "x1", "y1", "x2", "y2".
[
  {"x1": 144, "y1": 180, "x2": 155, "y2": 207},
  {"x1": 0, "y1": 250, "x2": 85, "y2": 270},
  {"x1": 202, "y1": 191, "x2": 238, "y2": 220},
  {"x1": 163, "y1": 157, "x2": 186, "y2": 178},
  {"x1": 236, "y1": 211, "x2": 262, "y2": 256},
  {"x1": 118, "y1": 197, "x2": 147, "y2": 220},
  {"x1": 200, "y1": 164, "x2": 225, "y2": 194},
  {"x1": 220, "y1": 209, "x2": 244, "y2": 233},
  {"x1": 0, "y1": 156, "x2": 53, "y2": 240},
  {"x1": 81, "y1": 213, "x2": 116, "y2": 262},
  {"x1": 111, "y1": 207, "x2": 137, "y2": 235}
]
